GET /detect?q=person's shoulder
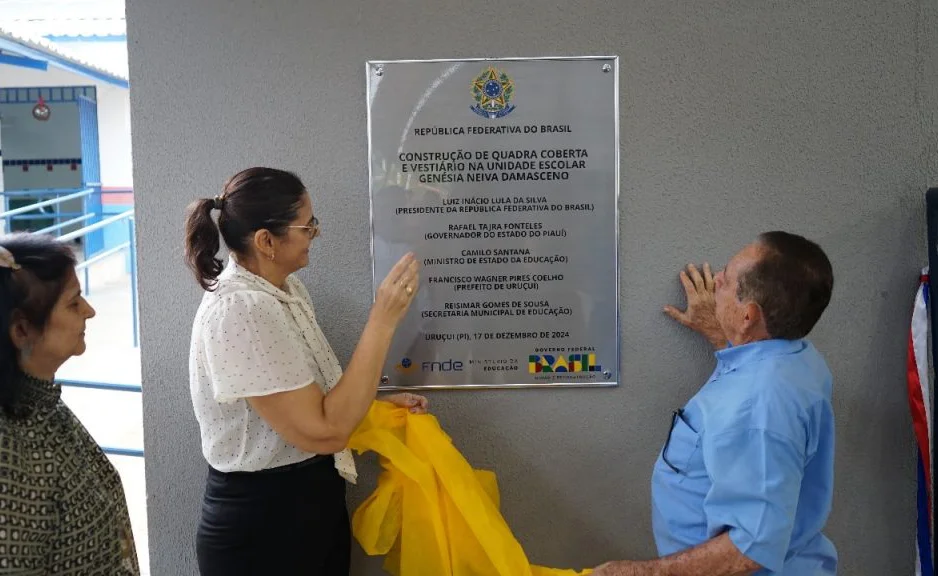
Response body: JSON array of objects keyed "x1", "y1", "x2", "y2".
[
  {"x1": 1, "y1": 404, "x2": 70, "y2": 456},
  {"x1": 799, "y1": 339, "x2": 833, "y2": 380},
  {"x1": 760, "y1": 340, "x2": 832, "y2": 400},
  {"x1": 196, "y1": 287, "x2": 286, "y2": 333},
  {"x1": 709, "y1": 347, "x2": 827, "y2": 440},
  {"x1": 0, "y1": 414, "x2": 33, "y2": 476},
  {"x1": 208, "y1": 274, "x2": 284, "y2": 311},
  {"x1": 216, "y1": 288, "x2": 282, "y2": 310},
  {"x1": 747, "y1": 355, "x2": 830, "y2": 439}
]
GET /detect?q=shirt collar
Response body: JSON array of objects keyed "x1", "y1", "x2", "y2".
[
  {"x1": 9, "y1": 370, "x2": 61, "y2": 419},
  {"x1": 220, "y1": 256, "x2": 300, "y2": 303},
  {"x1": 714, "y1": 338, "x2": 806, "y2": 371}
]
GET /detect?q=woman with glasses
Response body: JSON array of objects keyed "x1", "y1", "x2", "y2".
[{"x1": 184, "y1": 167, "x2": 427, "y2": 576}]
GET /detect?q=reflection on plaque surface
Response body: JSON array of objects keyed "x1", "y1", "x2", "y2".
[{"x1": 367, "y1": 56, "x2": 619, "y2": 389}]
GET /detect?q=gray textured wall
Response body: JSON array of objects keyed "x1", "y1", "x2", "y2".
[{"x1": 126, "y1": 1, "x2": 938, "y2": 574}]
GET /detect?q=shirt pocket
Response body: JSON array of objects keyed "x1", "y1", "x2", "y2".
[{"x1": 659, "y1": 416, "x2": 702, "y2": 481}]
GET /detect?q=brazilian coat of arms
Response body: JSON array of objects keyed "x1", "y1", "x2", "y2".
[{"x1": 470, "y1": 66, "x2": 515, "y2": 119}]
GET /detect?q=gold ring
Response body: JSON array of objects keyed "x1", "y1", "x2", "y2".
[{"x1": 405, "y1": 286, "x2": 413, "y2": 295}]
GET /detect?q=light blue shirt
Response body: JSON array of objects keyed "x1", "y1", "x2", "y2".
[{"x1": 651, "y1": 339, "x2": 837, "y2": 575}]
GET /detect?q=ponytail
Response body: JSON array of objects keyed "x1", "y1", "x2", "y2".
[
  {"x1": 185, "y1": 168, "x2": 307, "y2": 291},
  {"x1": 184, "y1": 199, "x2": 223, "y2": 291}
]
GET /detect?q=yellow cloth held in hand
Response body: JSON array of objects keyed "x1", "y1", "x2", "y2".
[{"x1": 348, "y1": 401, "x2": 592, "y2": 576}]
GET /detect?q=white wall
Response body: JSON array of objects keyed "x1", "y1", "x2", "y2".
[{"x1": 0, "y1": 64, "x2": 133, "y2": 188}]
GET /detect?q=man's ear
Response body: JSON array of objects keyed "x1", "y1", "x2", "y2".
[{"x1": 742, "y1": 301, "x2": 767, "y2": 334}]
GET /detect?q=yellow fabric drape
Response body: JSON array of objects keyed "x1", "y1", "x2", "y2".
[{"x1": 348, "y1": 401, "x2": 592, "y2": 576}]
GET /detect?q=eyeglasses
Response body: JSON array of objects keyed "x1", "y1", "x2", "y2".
[
  {"x1": 287, "y1": 217, "x2": 320, "y2": 239},
  {"x1": 661, "y1": 408, "x2": 692, "y2": 474}
]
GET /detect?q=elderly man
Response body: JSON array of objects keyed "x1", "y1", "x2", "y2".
[{"x1": 594, "y1": 231, "x2": 837, "y2": 576}]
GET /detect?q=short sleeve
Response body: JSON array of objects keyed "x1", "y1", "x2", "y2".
[
  {"x1": 199, "y1": 291, "x2": 315, "y2": 402},
  {"x1": 702, "y1": 427, "x2": 806, "y2": 572}
]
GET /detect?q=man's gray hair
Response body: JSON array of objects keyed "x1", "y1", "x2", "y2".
[{"x1": 737, "y1": 231, "x2": 834, "y2": 340}]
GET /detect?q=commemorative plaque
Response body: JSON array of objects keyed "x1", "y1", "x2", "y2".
[{"x1": 368, "y1": 56, "x2": 619, "y2": 389}]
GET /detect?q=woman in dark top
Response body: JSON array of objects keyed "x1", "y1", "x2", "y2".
[{"x1": 0, "y1": 233, "x2": 139, "y2": 574}]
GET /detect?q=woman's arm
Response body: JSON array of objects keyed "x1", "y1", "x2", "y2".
[{"x1": 247, "y1": 253, "x2": 420, "y2": 453}]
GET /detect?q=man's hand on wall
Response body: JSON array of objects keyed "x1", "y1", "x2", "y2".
[{"x1": 663, "y1": 262, "x2": 728, "y2": 350}]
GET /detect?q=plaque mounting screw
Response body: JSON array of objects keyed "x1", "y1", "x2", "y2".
[
  {"x1": 602, "y1": 63, "x2": 611, "y2": 73},
  {"x1": 380, "y1": 375, "x2": 389, "y2": 385},
  {"x1": 375, "y1": 65, "x2": 384, "y2": 77},
  {"x1": 603, "y1": 370, "x2": 612, "y2": 378}
]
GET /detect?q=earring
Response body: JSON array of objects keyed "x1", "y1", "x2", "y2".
[{"x1": 269, "y1": 252, "x2": 276, "y2": 262}]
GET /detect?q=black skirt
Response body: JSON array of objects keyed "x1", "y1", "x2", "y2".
[{"x1": 196, "y1": 455, "x2": 350, "y2": 576}]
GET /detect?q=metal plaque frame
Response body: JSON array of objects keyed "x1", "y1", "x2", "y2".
[{"x1": 366, "y1": 55, "x2": 620, "y2": 390}]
